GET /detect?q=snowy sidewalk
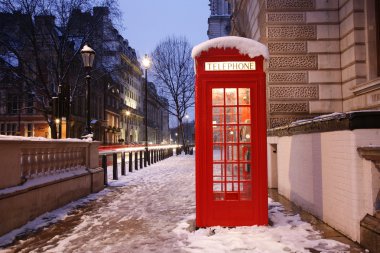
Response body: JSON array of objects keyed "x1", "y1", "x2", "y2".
[{"x1": 0, "y1": 155, "x2": 365, "y2": 253}]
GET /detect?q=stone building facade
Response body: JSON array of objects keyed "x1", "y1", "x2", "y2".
[
  {"x1": 227, "y1": 0, "x2": 380, "y2": 128},
  {"x1": 208, "y1": 0, "x2": 231, "y2": 39},
  {"x1": 0, "y1": 7, "x2": 169, "y2": 144},
  {"x1": 146, "y1": 81, "x2": 170, "y2": 144}
]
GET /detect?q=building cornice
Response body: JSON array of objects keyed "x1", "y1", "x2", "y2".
[{"x1": 352, "y1": 77, "x2": 380, "y2": 96}]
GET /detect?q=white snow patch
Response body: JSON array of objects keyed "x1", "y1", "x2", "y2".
[
  {"x1": 174, "y1": 199, "x2": 349, "y2": 253},
  {"x1": 192, "y1": 36, "x2": 269, "y2": 60},
  {"x1": 0, "y1": 190, "x2": 110, "y2": 247},
  {"x1": 0, "y1": 135, "x2": 93, "y2": 142}
]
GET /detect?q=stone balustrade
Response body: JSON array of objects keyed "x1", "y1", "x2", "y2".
[
  {"x1": 0, "y1": 138, "x2": 100, "y2": 190},
  {"x1": 0, "y1": 137, "x2": 103, "y2": 237}
]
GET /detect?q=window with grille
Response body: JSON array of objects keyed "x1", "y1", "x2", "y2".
[{"x1": 212, "y1": 87, "x2": 252, "y2": 201}]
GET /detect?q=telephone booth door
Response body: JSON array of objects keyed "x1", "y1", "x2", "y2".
[{"x1": 194, "y1": 39, "x2": 268, "y2": 227}]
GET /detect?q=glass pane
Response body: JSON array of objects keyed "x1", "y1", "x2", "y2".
[
  {"x1": 239, "y1": 125, "x2": 251, "y2": 143},
  {"x1": 212, "y1": 107, "x2": 224, "y2": 124},
  {"x1": 226, "y1": 163, "x2": 239, "y2": 181},
  {"x1": 239, "y1": 107, "x2": 250, "y2": 124},
  {"x1": 213, "y1": 182, "x2": 224, "y2": 191},
  {"x1": 238, "y1": 88, "x2": 250, "y2": 105},
  {"x1": 213, "y1": 163, "x2": 224, "y2": 181},
  {"x1": 225, "y1": 88, "x2": 237, "y2": 105},
  {"x1": 213, "y1": 126, "x2": 224, "y2": 143},
  {"x1": 226, "y1": 107, "x2": 237, "y2": 124},
  {"x1": 212, "y1": 88, "x2": 224, "y2": 105},
  {"x1": 239, "y1": 163, "x2": 251, "y2": 180},
  {"x1": 240, "y1": 182, "x2": 252, "y2": 200},
  {"x1": 226, "y1": 126, "x2": 237, "y2": 143},
  {"x1": 214, "y1": 189, "x2": 225, "y2": 200},
  {"x1": 239, "y1": 144, "x2": 251, "y2": 161},
  {"x1": 226, "y1": 144, "x2": 238, "y2": 161},
  {"x1": 226, "y1": 182, "x2": 238, "y2": 192},
  {"x1": 213, "y1": 145, "x2": 224, "y2": 161}
]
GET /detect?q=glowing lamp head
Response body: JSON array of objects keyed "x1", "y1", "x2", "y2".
[
  {"x1": 80, "y1": 43, "x2": 96, "y2": 69},
  {"x1": 142, "y1": 54, "x2": 151, "y2": 69}
]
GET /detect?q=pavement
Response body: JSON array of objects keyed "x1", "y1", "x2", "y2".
[
  {"x1": 268, "y1": 189, "x2": 366, "y2": 253},
  {"x1": 0, "y1": 154, "x2": 368, "y2": 253}
]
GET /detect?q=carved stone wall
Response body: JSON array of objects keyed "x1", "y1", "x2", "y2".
[
  {"x1": 267, "y1": 25, "x2": 316, "y2": 40},
  {"x1": 269, "y1": 86, "x2": 318, "y2": 99},
  {"x1": 266, "y1": 0, "x2": 314, "y2": 10},
  {"x1": 267, "y1": 13, "x2": 305, "y2": 23},
  {"x1": 268, "y1": 42, "x2": 307, "y2": 54},
  {"x1": 268, "y1": 72, "x2": 308, "y2": 83},
  {"x1": 269, "y1": 55, "x2": 317, "y2": 70},
  {"x1": 270, "y1": 102, "x2": 308, "y2": 113},
  {"x1": 228, "y1": 0, "x2": 347, "y2": 128},
  {"x1": 270, "y1": 117, "x2": 308, "y2": 128}
]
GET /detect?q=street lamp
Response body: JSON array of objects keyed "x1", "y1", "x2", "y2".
[
  {"x1": 142, "y1": 54, "x2": 151, "y2": 166},
  {"x1": 55, "y1": 118, "x2": 60, "y2": 138},
  {"x1": 80, "y1": 43, "x2": 96, "y2": 137},
  {"x1": 185, "y1": 113, "x2": 189, "y2": 144},
  {"x1": 125, "y1": 110, "x2": 130, "y2": 144}
]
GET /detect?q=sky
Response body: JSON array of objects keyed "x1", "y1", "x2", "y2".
[{"x1": 118, "y1": 0, "x2": 210, "y2": 58}]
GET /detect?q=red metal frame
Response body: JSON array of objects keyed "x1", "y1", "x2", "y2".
[{"x1": 195, "y1": 47, "x2": 268, "y2": 227}]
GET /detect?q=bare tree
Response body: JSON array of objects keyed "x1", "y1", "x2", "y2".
[
  {"x1": 151, "y1": 36, "x2": 195, "y2": 147},
  {"x1": 0, "y1": 0, "x2": 120, "y2": 138}
]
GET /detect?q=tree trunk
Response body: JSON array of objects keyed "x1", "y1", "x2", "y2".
[{"x1": 179, "y1": 119, "x2": 186, "y2": 147}]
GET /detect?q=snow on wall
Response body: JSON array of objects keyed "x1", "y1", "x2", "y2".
[
  {"x1": 0, "y1": 135, "x2": 93, "y2": 142},
  {"x1": 191, "y1": 36, "x2": 269, "y2": 59}
]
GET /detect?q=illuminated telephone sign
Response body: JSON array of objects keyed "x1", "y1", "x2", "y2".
[
  {"x1": 192, "y1": 37, "x2": 269, "y2": 227},
  {"x1": 205, "y1": 61, "x2": 256, "y2": 71}
]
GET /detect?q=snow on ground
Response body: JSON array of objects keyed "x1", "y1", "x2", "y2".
[{"x1": 0, "y1": 154, "x2": 352, "y2": 253}]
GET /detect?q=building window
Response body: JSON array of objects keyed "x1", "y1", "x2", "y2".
[
  {"x1": 5, "y1": 123, "x2": 17, "y2": 135},
  {"x1": 0, "y1": 124, "x2": 5, "y2": 135},
  {"x1": 27, "y1": 123, "x2": 33, "y2": 137}
]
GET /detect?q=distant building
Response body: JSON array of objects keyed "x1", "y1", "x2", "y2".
[
  {"x1": 228, "y1": 0, "x2": 380, "y2": 128},
  {"x1": 146, "y1": 81, "x2": 170, "y2": 144},
  {"x1": 0, "y1": 7, "x2": 170, "y2": 144},
  {"x1": 208, "y1": 0, "x2": 231, "y2": 39}
]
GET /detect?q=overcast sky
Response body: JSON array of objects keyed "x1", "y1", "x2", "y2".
[{"x1": 118, "y1": 0, "x2": 210, "y2": 59}]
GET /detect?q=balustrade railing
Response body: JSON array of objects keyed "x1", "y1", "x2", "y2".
[
  {"x1": 20, "y1": 147, "x2": 87, "y2": 179},
  {"x1": 0, "y1": 138, "x2": 99, "y2": 190}
]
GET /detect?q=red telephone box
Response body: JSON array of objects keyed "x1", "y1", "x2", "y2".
[{"x1": 192, "y1": 37, "x2": 269, "y2": 227}]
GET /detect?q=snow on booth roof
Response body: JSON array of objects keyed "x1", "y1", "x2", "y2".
[{"x1": 191, "y1": 36, "x2": 269, "y2": 59}]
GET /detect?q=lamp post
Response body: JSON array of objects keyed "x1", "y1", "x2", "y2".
[
  {"x1": 185, "y1": 113, "x2": 189, "y2": 144},
  {"x1": 142, "y1": 54, "x2": 151, "y2": 166},
  {"x1": 80, "y1": 43, "x2": 95, "y2": 137},
  {"x1": 55, "y1": 118, "x2": 60, "y2": 139},
  {"x1": 125, "y1": 110, "x2": 130, "y2": 144}
]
